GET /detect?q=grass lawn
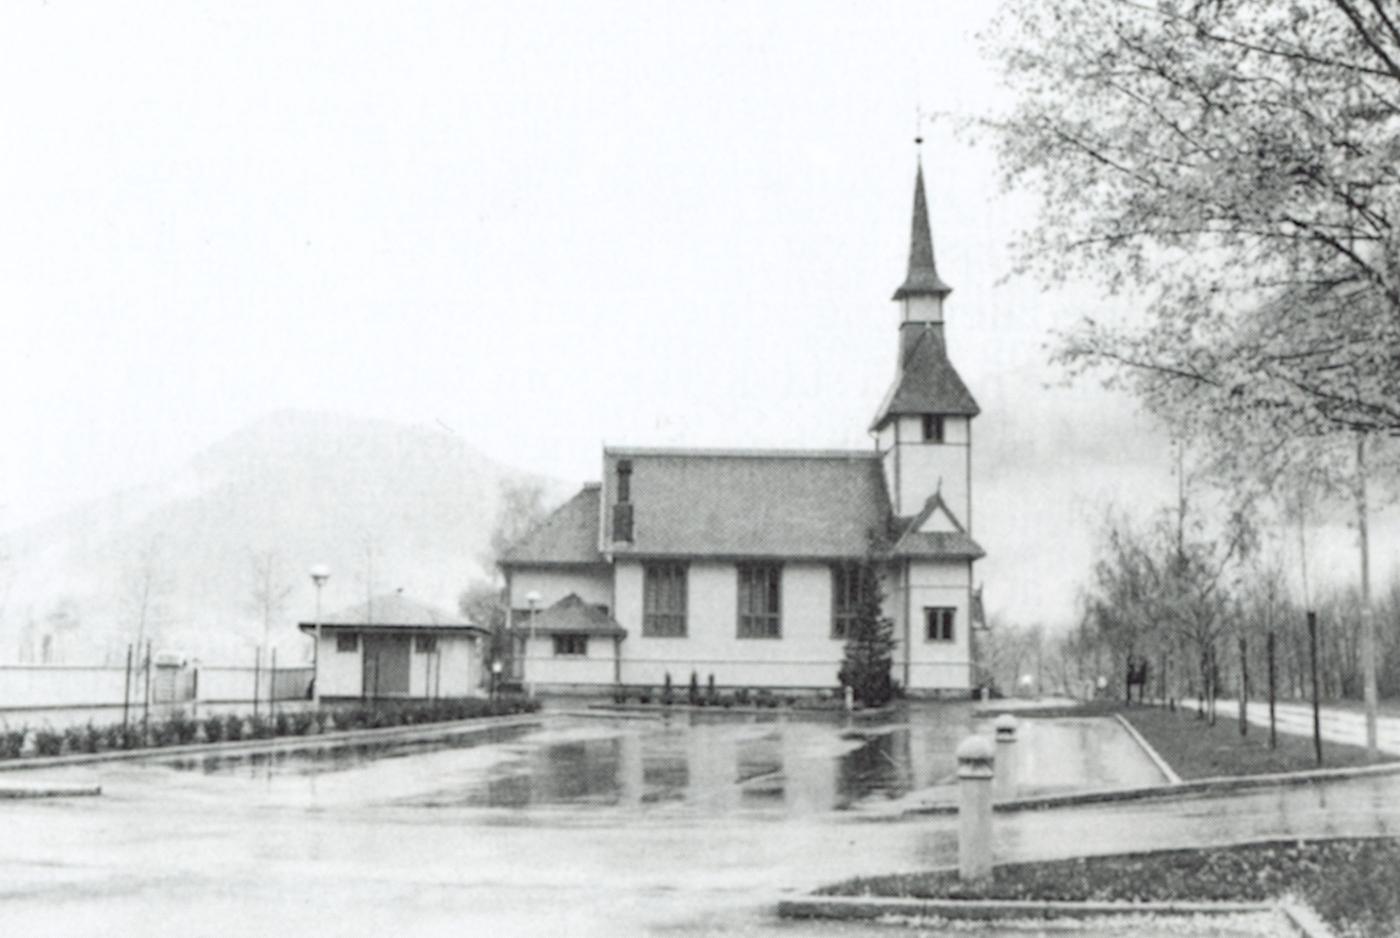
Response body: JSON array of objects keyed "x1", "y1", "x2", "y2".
[
  {"x1": 820, "y1": 837, "x2": 1400, "y2": 938},
  {"x1": 1119, "y1": 704, "x2": 1395, "y2": 779}
]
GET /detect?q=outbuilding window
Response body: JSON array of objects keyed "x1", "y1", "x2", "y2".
[
  {"x1": 415, "y1": 635, "x2": 437, "y2": 653},
  {"x1": 553, "y1": 635, "x2": 588, "y2": 657},
  {"x1": 336, "y1": 633, "x2": 358, "y2": 652}
]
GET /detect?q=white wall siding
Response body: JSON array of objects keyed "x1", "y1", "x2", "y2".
[
  {"x1": 524, "y1": 634, "x2": 617, "y2": 687},
  {"x1": 508, "y1": 568, "x2": 612, "y2": 610},
  {"x1": 618, "y1": 561, "x2": 848, "y2": 689},
  {"x1": 316, "y1": 633, "x2": 363, "y2": 698},
  {"x1": 903, "y1": 560, "x2": 973, "y2": 693}
]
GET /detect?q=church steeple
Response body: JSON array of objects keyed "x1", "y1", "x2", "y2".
[
  {"x1": 892, "y1": 164, "x2": 952, "y2": 301},
  {"x1": 871, "y1": 163, "x2": 978, "y2": 525}
]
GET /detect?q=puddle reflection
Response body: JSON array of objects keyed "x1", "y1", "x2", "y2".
[{"x1": 162, "y1": 706, "x2": 1166, "y2": 815}]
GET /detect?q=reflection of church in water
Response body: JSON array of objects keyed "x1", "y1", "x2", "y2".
[{"x1": 470, "y1": 718, "x2": 987, "y2": 812}]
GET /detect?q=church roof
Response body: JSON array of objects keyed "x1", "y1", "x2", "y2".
[
  {"x1": 524, "y1": 594, "x2": 627, "y2": 637},
  {"x1": 892, "y1": 164, "x2": 952, "y2": 300},
  {"x1": 498, "y1": 484, "x2": 606, "y2": 567},
  {"x1": 298, "y1": 592, "x2": 485, "y2": 632},
  {"x1": 869, "y1": 325, "x2": 980, "y2": 429},
  {"x1": 600, "y1": 448, "x2": 893, "y2": 559}
]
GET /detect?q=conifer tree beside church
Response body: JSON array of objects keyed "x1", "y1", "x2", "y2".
[{"x1": 838, "y1": 557, "x2": 897, "y2": 707}]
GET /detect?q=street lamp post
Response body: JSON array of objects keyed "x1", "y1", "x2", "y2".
[
  {"x1": 491, "y1": 658, "x2": 502, "y2": 704},
  {"x1": 310, "y1": 565, "x2": 331, "y2": 708},
  {"x1": 525, "y1": 590, "x2": 541, "y2": 699}
]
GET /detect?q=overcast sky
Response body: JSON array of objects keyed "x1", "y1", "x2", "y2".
[{"x1": 5, "y1": 1, "x2": 1383, "y2": 627}]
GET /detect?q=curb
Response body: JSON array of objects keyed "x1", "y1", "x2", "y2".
[
  {"x1": 1279, "y1": 897, "x2": 1339, "y2": 938},
  {"x1": 778, "y1": 894, "x2": 1282, "y2": 922},
  {"x1": 0, "y1": 712, "x2": 546, "y2": 773},
  {"x1": 0, "y1": 783, "x2": 103, "y2": 799},
  {"x1": 1114, "y1": 712, "x2": 1182, "y2": 784},
  {"x1": 902, "y1": 758, "x2": 1400, "y2": 815}
]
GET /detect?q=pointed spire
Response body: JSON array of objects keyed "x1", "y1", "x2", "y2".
[{"x1": 892, "y1": 163, "x2": 952, "y2": 301}]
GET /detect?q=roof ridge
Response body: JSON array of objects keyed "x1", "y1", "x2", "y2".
[{"x1": 603, "y1": 446, "x2": 879, "y2": 460}]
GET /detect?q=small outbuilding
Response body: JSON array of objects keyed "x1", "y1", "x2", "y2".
[{"x1": 298, "y1": 592, "x2": 488, "y2": 700}]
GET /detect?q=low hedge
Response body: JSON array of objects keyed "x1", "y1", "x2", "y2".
[
  {"x1": 821, "y1": 838, "x2": 1400, "y2": 938},
  {"x1": 0, "y1": 696, "x2": 540, "y2": 761}
]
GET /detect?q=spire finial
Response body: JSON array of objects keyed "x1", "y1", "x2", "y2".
[
  {"x1": 914, "y1": 105, "x2": 925, "y2": 152},
  {"x1": 892, "y1": 147, "x2": 952, "y2": 301}
]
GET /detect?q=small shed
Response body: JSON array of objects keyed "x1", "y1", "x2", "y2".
[{"x1": 298, "y1": 592, "x2": 488, "y2": 700}]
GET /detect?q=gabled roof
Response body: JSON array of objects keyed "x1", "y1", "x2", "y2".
[
  {"x1": 499, "y1": 484, "x2": 606, "y2": 567},
  {"x1": 870, "y1": 325, "x2": 980, "y2": 430},
  {"x1": 297, "y1": 592, "x2": 484, "y2": 632},
  {"x1": 601, "y1": 448, "x2": 892, "y2": 559},
  {"x1": 892, "y1": 164, "x2": 952, "y2": 301},
  {"x1": 889, "y1": 492, "x2": 986, "y2": 560},
  {"x1": 524, "y1": 594, "x2": 626, "y2": 637}
]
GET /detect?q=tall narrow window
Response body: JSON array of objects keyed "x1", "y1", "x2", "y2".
[
  {"x1": 643, "y1": 562, "x2": 688, "y2": 637},
  {"x1": 922, "y1": 414, "x2": 944, "y2": 442},
  {"x1": 737, "y1": 564, "x2": 782, "y2": 638},
  {"x1": 831, "y1": 562, "x2": 872, "y2": 639},
  {"x1": 925, "y1": 607, "x2": 956, "y2": 642}
]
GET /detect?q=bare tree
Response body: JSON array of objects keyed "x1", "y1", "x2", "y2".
[
  {"x1": 985, "y1": 0, "x2": 1400, "y2": 436},
  {"x1": 484, "y1": 479, "x2": 549, "y2": 575},
  {"x1": 247, "y1": 549, "x2": 294, "y2": 652},
  {"x1": 122, "y1": 537, "x2": 169, "y2": 654}
]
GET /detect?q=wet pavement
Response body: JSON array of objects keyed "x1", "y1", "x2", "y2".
[
  {"x1": 2, "y1": 705, "x2": 1396, "y2": 936},
  {"x1": 1211, "y1": 697, "x2": 1400, "y2": 755}
]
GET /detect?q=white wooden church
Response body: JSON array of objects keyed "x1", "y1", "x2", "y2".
[{"x1": 500, "y1": 166, "x2": 985, "y2": 695}]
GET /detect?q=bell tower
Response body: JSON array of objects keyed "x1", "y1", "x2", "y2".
[{"x1": 871, "y1": 163, "x2": 979, "y2": 527}]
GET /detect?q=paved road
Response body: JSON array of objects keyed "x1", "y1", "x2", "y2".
[
  {"x1": 2, "y1": 715, "x2": 1397, "y2": 936},
  {"x1": 1208, "y1": 698, "x2": 1400, "y2": 755}
]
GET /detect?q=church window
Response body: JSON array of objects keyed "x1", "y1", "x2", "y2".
[
  {"x1": 643, "y1": 562, "x2": 688, "y2": 637},
  {"x1": 737, "y1": 564, "x2": 782, "y2": 638},
  {"x1": 831, "y1": 562, "x2": 873, "y2": 639},
  {"x1": 925, "y1": 607, "x2": 956, "y2": 642},
  {"x1": 922, "y1": 414, "x2": 944, "y2": 442},
  {"x1": 553, "y1": 635, "x2": 588, "y2": 656}
]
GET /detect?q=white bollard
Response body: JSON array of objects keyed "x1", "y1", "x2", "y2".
[
  {"x1": 844, "y1": 686, "x2": 854, "y2": 712},
  {"x1": 956, "y1": 734, "x2": 996, "y2": 883},
  {"x1": 993, "y1": 714, "x2": 1019, "y2": 800}
]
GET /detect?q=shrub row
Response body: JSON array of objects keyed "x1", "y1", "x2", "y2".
[
  {"x1": 612, "y1": 684, "x2": 844, "y2": 710},
  {"x1": 0, "y1": 696, "x2": 540, "y2": 761}
]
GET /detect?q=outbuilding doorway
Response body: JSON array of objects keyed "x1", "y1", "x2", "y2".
[{"x1": 362, "y1": 635, "x2": 411, "y2": 698}]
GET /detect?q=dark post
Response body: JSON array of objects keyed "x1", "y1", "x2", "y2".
[
  {"x1": 1238, "y1": 637, "x2": 1248, "y2": 737},
  {"x1": 1308, "y1": 611, "x2": 1322, "y2": 767},
  {"x1": 253, "y1": 646, "x2": 261, "y2": 718},
  {"x1": 142, "y1": 640, "x2": 153, "y2": 740},
  {"x1": 122, "y1": 643, "x2": 133, "y2": 730},
  {"x1": 1267, "y1": 631, "x2": 1277, "y2": 750},
  {"x1": 270, "y1": 647, "x2": 278, "y2": 719}
]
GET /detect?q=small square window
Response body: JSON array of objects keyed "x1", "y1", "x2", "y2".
[
  {"x1": 925, "y1": 607, "x2": 956, "y2": 642},
  {"x1": 922, "y1": 414, "x2": 944, "y2": 443},
  {"x1": 553, "y1": 635, "x2": 588, "y2": 657},
  {"x1": 415, "y1": 635, "x2": 438, "y2": 653},
  {"x1": 336, "y1": 633, "x2": 358, "y2": 653}
]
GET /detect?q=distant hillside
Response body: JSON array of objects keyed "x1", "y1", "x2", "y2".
[{"x1": 0, "y1": 411, "x2": 559, "y2": 665}]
